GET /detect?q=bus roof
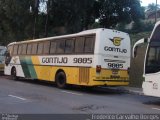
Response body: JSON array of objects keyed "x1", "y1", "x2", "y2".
[{"x1": 8, "y1": 28, "x2": 126, "y2": 46}]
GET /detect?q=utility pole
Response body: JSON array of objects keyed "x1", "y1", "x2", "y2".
[{"x1": 155, "y1": 0, "x2": 157, "y2": 23}]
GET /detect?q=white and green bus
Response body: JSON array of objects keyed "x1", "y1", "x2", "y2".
[
  {"x1": 5, "y1": 28, "x2": 130, "y2": 88},
  {"x1": 133, "y1": 21, "x2": 160, "y2": 97}
]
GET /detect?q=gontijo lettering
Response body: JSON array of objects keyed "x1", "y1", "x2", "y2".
[
  {"x1": 104, "y1": 46, "x2": 127, "y2": 53},
  {"x1": 42, "y1": 57, "x2": 68, "y2": 64}
]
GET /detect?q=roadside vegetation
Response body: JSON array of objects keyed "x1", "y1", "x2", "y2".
[{"x1": 0, "y1": 0, "x2": 144, "y2": 45}]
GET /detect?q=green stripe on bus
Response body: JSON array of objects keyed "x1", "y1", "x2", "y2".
[
  {"x1": 26, "y1": 56, "x2": 37, "y2": 79},
  {"x1": 20, "y1": 56, "x2": 37, "y2": 79},
  {"x1": 20, "y1": 56, "x2": 31, "y2": 78}
]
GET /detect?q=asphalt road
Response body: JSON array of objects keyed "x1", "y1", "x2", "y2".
[{"x1": 0, "y1": 75, "x2": 160, "y2": 115}]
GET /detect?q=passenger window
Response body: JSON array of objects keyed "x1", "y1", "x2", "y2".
[
  {"x1": 43, "y1": 41, "x2": 50, "y2": 54},
  {"x1": 13, "y1": 45, "x2": 18, "y2": 55},
  {"x1": 27, "y1": 44, "x2": 32, "y2": 55},
  {"x1": 75, "y1": 37, "x2": 85, "y2": 53},
  {"x1": 18, "y1": 45, "x2": 23, "y2": 55},
  {"x1": 32, "y1": 43, "x2": 38, "y2": 54},
  {"x1": 56, "y1": 40, "x2": 65, "y2": 54},
  {"x1": 50, "y1": 41, "x2": 57, "y2": 54},
  {"x1": 84, "y1": 36, "x2": 95, "y2": 53},
  {"x1": 8, "y1": 45, "x2": 13, "y2": 55},
  {"x1": 65, "y1": 39, "x2": 75, "y2": 54},
  {"x1": 37, "y1": 42, "x2": 44, "y2": 54},
  {"x1": 22, "y1": 44, "x2": 27, "y2": 55}
]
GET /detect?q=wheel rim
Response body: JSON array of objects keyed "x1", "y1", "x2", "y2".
[
  {"x1": 58, "y1": 74, "x2": 65, "y2": 85},
  {"x1": 12, "y1": 68, "x2": 16, "y2": 79},
  {"x1": 56, "y1": 72, "x2": 66, "y2": 88}
]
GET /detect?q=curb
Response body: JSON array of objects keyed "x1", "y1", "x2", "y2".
[
  {"x1": 99, "y1": 87, "x2": 143, "y2": 95},
  {"x1": 121, "y1": 87, "x2": 144, "y2": 95}
]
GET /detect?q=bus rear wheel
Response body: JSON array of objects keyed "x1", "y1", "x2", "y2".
[
  {"x1": 11, "y1": 67, "x2": 18, "y2": 80},
  {"x1": 55, "y1": 71, "x2": 67, "y2": 89}
]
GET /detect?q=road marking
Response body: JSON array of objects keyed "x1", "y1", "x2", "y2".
[
  {"x1": 8, "y1": 95, "x2": 27, "y2": 101},
  {"x1": 152, "y1": 108, "x2": 160, "y2": 111},
  {"x1": 61, "y1": 90, "x2": 83, "y2": 96}
]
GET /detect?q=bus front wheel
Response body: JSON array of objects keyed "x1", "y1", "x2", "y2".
[
  {"x1": 11, "y1": 67, "x2": 18, "y2": 80},
  {"x1": 55, "y1": 71, "x2": 67, "y2": 89}
]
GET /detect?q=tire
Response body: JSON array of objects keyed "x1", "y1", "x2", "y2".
[
  {"x1": 55, "y1": 71, "x2": 67, "y2": 89},
  {"x1": 11, "y1": 67, "x2": 18, "y2": 80}
]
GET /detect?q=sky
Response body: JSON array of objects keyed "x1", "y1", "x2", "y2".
[{"x1": 141, "y1": 0, "x2": 160, "y2": 6}]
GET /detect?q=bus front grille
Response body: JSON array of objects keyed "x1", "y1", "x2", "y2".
[{"x1": 79, "y1": 68, "x2": 89, "y2": 84}]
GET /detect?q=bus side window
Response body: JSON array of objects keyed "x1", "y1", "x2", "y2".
[
  {"x1": 75, "y1": 37, "x2": 85, "y2": 53},
  {"x1": 43, "y1": 41, "x2": 50, "y2": 54},
  {"x1": 18, "y1": 44, "x2": 22, "y2": 55},
  {"x1": 32, "y1": 43, "x2": 38, "y2": 55},
  {"x1": 56, "y1": 40, "x2": 65, "y2": 54},
  {"x1": 37, "y1": 42, "x2": 44, "y2": 55},
  {"x1": 50, "y1": 41, "x2": 57, "y2": 54},
  {"x1": 13, "y1": 45, "x2": 18, "y2": 55},
  {"x1": 8, "y1": 45, "x2": 13, "y2": 55},
  {"x1": 84, "y1": 36, "x2": 95, "y2": 53},
  {"x1": 146, "y1": 47, "x2": 156, "y2": 66},
  {"x1": 65, "y1": 38, "x2": 75, "y2": 54},
  {"x1": 27, "y1": 44, "x2": 32, "y2": 55},
  {"x1": 22, "y1": 44, "x2": 27, "y2": 55}
]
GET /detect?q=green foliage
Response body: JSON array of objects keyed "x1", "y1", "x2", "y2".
[
  {"x1": 147, "y1": 3, "x2": 160, "y2": 11},
  {"x1": 131, "y1": 20, "x2": 154, "y2": 33},
  {"x1": 98, "y1": 0, "x2": 143, "y2": 28},
  {"x1": 47, "y1": 0, "x2": 97, "y2": 33},
  {"x1": 116, "y1": 20, "x2": 154, "y2": 35},
  {"x1": 130, "y1": 31, "x2": 151, "y2": 44},
  {"x1": 0, "y1": 0, "x2": 144, "y2": 45},
  {"x1": 0, "y1": 0, "x2": 34, "y2": 44}
]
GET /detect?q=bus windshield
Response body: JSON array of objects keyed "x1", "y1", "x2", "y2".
[{"x1": 145, "y1": 42, "x2": 160, "y2": 74}]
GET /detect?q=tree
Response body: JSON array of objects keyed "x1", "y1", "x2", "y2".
[
  {"x1": 0, "y1": 0, "x2": 36, "y2": 44},
  {"x1": 45, "y1": 0, "x2": 97, "y2": 34},
  {"x1": 147, "y1": 3, "x2": 160, "y2": 11},
  {"x1": 97, "y1": 0, "x2": 144, "y2": 28},
  {"x1": 0, "y1": 0, "x2": 145, "y2": 45}
]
